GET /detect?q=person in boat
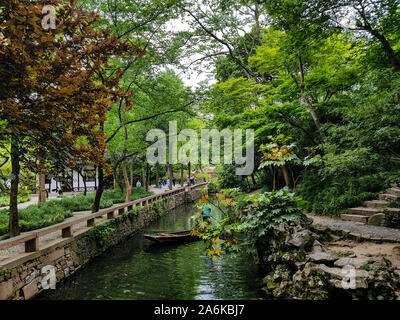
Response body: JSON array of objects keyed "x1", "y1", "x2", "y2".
[{"x1": 197, "y1": 204, "x2": 211, "y2": 219}]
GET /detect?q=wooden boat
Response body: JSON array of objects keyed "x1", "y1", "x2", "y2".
[{"x1": 144, "y1": 230, "x2": 199, "y2": 243}]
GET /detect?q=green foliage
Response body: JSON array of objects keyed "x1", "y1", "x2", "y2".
[
  {"x1": 151, "y1": 198, "x2": 168, "y2": 216},
  {"x1": 194, "y1": 173, "x2": 210, "y2": 181},
  {"x1": 238, "y1": 188, "x2": 306, "y2": 235},
  {"x1": 207, "y1": 178, "x2": 222, "y2": 193},
  {"x1": 387, "y1": 200, "x2": 400, "y2": 209},
  {"x1": 125, "y1": 207, "x2": 143, "y2": 220},
  {"x1": 0, "y1": 269, "x2": 12, "y2": 282},
  {"x1": 58, "y1": 187, "x2": 153, "y2": 212},
  {"x1": 259, "y1": 134, "x2": 301, "y2": 168},
  {"x1": 191, "y1": 188, "x2": 306, "y2": 258},
  {"x1": 216, "y1": 165, "x2": 251, "y2": 192},
  {"x1": 88, "y1": 222, "x2": 117, "y2": 254},
  {"x1": 0, "y1": 201, "x2": 73, "y2": 236},
  {"x1": 0, "y1": 194, "x2": 30, "y2": 207},
  {"x1": 296, "y1": 170, "x2": 399, "y2": 215},
  {"x1": 57, "y1": 194, "x2": 113, "y2": 212}
]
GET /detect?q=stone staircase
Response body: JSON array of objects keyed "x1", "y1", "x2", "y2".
[{"x1": 341, "y1": 184, "x2": 400, "y2": 227}]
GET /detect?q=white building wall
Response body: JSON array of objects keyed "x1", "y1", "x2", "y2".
[{"x1": 41, "y1": 167, "x2": 98, "y2": 194}]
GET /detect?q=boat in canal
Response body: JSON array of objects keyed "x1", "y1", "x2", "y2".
[{"x1": 143, "y1": 230, "x2": 199, "y2": 243}]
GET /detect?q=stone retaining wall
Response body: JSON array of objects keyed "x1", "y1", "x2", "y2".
[{"x1": 0, "y1": 188, "x2": 204, "y2": 300}]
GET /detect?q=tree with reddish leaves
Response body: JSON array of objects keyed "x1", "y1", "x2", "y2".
[{"x1": 0, "y1": 0, "x2": 144, "y2": 237}]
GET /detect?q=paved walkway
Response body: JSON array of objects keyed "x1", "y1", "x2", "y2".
[
  {"x1": 150, "y1": 184, "x2": 188, "y2": 195},
  {"x1": 308, "y1": 214, "x2": 400, "y2": 242}
]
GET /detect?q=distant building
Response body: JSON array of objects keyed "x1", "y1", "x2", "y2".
[{"x1": 43, "y1": 165, "x2": 98, "y2": 193}]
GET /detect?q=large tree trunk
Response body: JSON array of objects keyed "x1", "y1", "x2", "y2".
[
  {"x1": 243, "y1": 176, "x2": 251, "y2": 191},
  {"x1": 145, "y1": 164, "x2": 150, "y2": 192},
  {"x1": 272, "y1": 167, "x2": 276, "y2": 191},
  {"x1": 92, "y1": 164, "x2": 104, "y2": 213},
  {"x1": 83, "y1": 174, "x2": 87, "y2": 196},
  {"x1": 251, "y1": 173, "x2": 256, "y2": 187},
  {"x1": 122, "y1": 159, "x2": 134, "y2": 202},
  {"x1": 292, "y1": 56, "x2": 326, "y2": 142},
  {"x1": 92, "y1": 122, "x2": 105, "y2": 213},
  {"x1": 9, "y1": 139, "x2": 20, "y2": 237},
  {"x1": 168, "y1": 164, "x2": 173, "y2": 190},
  {"x1": 77, "y1": 168, "x2": 87, "y2": 196},
  {"x1": 358, "y1": 11, "x2": 400, "y2": 72},
  {"x1": 188, "y1": 161, "x2": 191, "y2": 186},
  {"x1": 156, "y1": 164, "x2": 159, "y2": 187},
  {"x1": 180, "y1": 163, "x2": 184, "y2": 187},
  {"x1": 370, "y1": 30, "x2": 400, "y2": 71},
  {"x1": 281, "y1": 165, "x2": 291, "y2": 189},
  {"x1": 38, "y1": 173, "x2": 46, "y2": 204},
  {"x1": 125, "y1": 185, "x2": 132, "y2": 202}
]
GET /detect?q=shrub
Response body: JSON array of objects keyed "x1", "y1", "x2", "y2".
[
  {"x1": 0, "y1": 201, "x2": 73, "y2": 236},
  {"x1": 191, "y1": 188, "x2": 306, "y2": 258},
  {"x1": 87, "y1": 222, "x2": 117, "y2": 254},
  {"x1": 102, "y1": 187, "x2": 153, "y2": 204},
  {"x1": 58, "y1": 194, "x2": 113, "y2": 212},
  {"x1": 296, "y1": 169, "x2": 398, "y2": 216}
]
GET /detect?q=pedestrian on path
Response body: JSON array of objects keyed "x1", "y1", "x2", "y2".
[{"x1": 136, "y1": 180, "x2": 142, "y2": 188}]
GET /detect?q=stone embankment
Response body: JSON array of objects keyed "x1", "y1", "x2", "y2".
[
  {"x1": 259, "y1": 216, "x2": 400, "y2": 300},
  {"x1": 0, "y1": 185, "x2": 206, "y2": 300}
]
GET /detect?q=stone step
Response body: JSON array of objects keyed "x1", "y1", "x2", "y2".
[
  {"x1": 342, "y1": 214, "x2": 368, "y2": 223},
  {"x1": 384, "y1": 207, "x2": 400, "y2": 215},
  {"x1": 387, "y1": 187, "x2": 400, "y2": 197},
  {"x1": 379, "y1": 193, "x2": 399, "y2": 202},
  {"x1": 364, "y1": 200, "x2": 389, "y2": 208},
  {"x1": 349, "y1": 207, "x2": 382, "y2": 216}
]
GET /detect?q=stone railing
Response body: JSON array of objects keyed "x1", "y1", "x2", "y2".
[{"x1": 0, "y1": 182, "x2": 207, "y2": 254}]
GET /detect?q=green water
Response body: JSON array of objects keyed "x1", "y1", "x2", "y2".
[{"x1": 37, "y1": 203, "x2": 267, "y2": 300}]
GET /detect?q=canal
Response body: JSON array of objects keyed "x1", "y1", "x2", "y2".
[{"x1": 37, "y1": 203, "x2": 267, "y2": 300}]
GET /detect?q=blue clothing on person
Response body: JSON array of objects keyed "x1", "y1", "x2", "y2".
[
  {"x1": 136, "y1": 180, "x2": 142, "y2": 188},
  {"x1": 196, "y1": 204, "x2": 211, "y2": 218}
]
